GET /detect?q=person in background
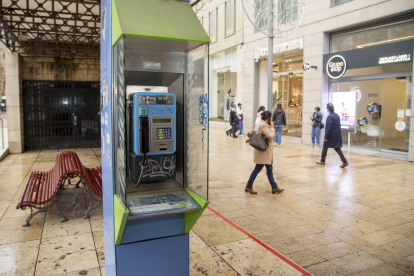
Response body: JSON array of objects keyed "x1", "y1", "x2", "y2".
[
  {"x1": 246, "y1": 105, "x2": 266, "y2": 143},
  {"x1": 340, "y1": 102, "x2": 348, "y2": 121},
  {"x1": 255, "y1": 106, "x2": 266, "y2": 129},
  {"x1": 226, "y1": 103, "x2": 238, "y2": 138},
  {"x1": 245, "y1": 110, "x2": 284, "y2": 195},
  {"x1": 237, "y1": 103, "x2": 244, "y2": 137},
  {"x1": 272, "y1": 103, "x2": 286, "y2": 147},
  {"x1": 316, "y1": 103, "x2": 349, "y2": 168},
  {"x1": 310, "y1": 106, "x2": 323, "y2": 148}
]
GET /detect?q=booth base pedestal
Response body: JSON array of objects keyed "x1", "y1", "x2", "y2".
[{"x1": 116, "y1": 234, "x2": 189, "y2": 276}]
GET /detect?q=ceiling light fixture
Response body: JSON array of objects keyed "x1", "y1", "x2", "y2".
[{"x1": 356, "y1": 35, "x2": 414, "y2": 48}]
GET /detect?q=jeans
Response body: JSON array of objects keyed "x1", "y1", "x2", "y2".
[
  {"x1": 311, "y1": 127, "x2": 321, "y2": 144},
  {"x1": 273, "y1": 125, "x2": 283, "y2": 144},
  {"x1": 246, "y1": 164, "x2": 278, "y2": 190},
  {"x1": 321, "y1": 144, "x2": 348, "y2": 163},
  {"x1": 238, "y1": 120, "x2": 243, "y2": 135}
]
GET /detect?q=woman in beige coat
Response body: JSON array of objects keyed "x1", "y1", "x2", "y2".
[{"x1": 245, "y1": 111, "x2": 284, "y2": 195}]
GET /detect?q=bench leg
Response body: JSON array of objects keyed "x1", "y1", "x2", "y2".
[
  {"x1": 56, "y1": 210, "x2": 69, "y2": 223},
  {"x1": 22, "y1": 207, "x2": 43, "y2": 227},
  {"x1": 82, "y1": 189, "x2": 102, "y2": 219}
]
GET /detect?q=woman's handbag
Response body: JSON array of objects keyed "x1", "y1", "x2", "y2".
[{"x1": 249, "y1": 126, "x2": 269, "y2": 151}]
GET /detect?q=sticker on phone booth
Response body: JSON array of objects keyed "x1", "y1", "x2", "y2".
[{"x1": 139, "y1": 107, "x2": 148, "y2": 116}]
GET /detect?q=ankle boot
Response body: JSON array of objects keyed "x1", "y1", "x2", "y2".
[
  {"x1": 245, "y1": 188, "x2": 257, "y2": 194},
  {"x1": 272, "y1": 188, "x2": 284, "y2": 194}
]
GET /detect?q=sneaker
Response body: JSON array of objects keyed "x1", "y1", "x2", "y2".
[
  {"x1": 340, "y1": 162, "x2": 349, "y2": 168},
  {"x1": 273, "y1": 144, "x2": 277, "y2": 147},
  {"x1": 277, "y1": 144, "x2": 281, "y2": 147},
  {"x1": 316, "y1": 161, "x2": 325, "y2": 165}
]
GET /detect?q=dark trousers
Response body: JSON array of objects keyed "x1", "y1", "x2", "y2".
[
  {"x1": 231, "y1": 124, "x2": 238, "y2": 137},
  {"x1": 321, "y1": 144, "x2": 347, "y2": 163},
  {"x1": 246, "y1": 164, "x2": 278, "y2": 190}
]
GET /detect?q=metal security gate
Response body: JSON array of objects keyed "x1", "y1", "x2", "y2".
[{"x1": 23, "y1": 81, "x2": 101, "y2": 150}]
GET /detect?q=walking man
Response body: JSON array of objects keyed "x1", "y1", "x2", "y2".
[
  {"x1": 226, "y1": 103, "x2": 238, "y2": 138},
  {"x1": 237, "y1": 103, "x2": 244, "y2": 137},
  {"x1": 316, "y1": 103, "x2": 349, "y2": 168}
]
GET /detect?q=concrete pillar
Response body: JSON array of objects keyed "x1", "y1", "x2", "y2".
[{"x1": 5, "y1": 52, "x2": 24, "y2": 153}]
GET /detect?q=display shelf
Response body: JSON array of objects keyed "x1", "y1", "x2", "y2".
[{"x1": 126, "y1": 188, "x2": 201, "y2": 219}]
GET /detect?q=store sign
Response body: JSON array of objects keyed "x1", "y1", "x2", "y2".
[
  {"x1": 367, "y1": 102, "x2": 379, "y2": 115},
  {"x1": 323, "y1": 39, "x2": 414, "y2": 72},
  {"x1": 326, "y1": 55, "x2": 347, "y2": 79},
  {"x1": 254, "y1": 38, "x2": 303, "y2": 62},
  {"x1": 358, "y1": 116, "x2": 368, "y2": 128},
  {"x1": 353, "y1": 87, "x2": 362, "y2": 103},
  {"x1": 303, "y1": 62, "x2": 311, "y2": 71},
  {"x1": 379, "y1": 54, "x2": 411, "y2": 64}
]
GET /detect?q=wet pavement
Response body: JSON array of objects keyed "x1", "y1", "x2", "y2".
[{"x1": 0, "y1": 129, "x2": 413, "y2": 275}]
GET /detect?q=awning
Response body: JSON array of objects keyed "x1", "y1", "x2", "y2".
[{"x1": 112, "y1": 0, "x2": 210, "y2": 47}]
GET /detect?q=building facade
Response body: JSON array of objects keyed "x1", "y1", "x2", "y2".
[
  {"x1": 193, "y1": 0, "x2": 244, "y2": 122},
  {"x1": 195, "y1": 0, "x2": 414, "y2": 161}
]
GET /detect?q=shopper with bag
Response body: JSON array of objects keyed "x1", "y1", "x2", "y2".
[
  {"x1": 245, "y1": 111, "x2": 284, "y2": 195},
  {"x1": 272, "y1": 103, "x2": 286, "y2": 147},
  {"x1": 310, "y1": 106, "x2": 323, "y2": 148}
]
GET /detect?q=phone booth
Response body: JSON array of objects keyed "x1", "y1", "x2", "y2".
[{"x1": 99, "y1": 0, "x2": 210, "y2": 274}]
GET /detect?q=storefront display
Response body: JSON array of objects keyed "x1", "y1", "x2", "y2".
[
  {"x1": 325, "y1": 25, "x2": 413, "y2": 155},
  {"x1": 333, "y1": 91, "x2": 356, "y2": 132}
]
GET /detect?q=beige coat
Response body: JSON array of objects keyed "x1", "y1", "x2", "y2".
[{"x1": 253, "y1": 120, "x2": 275, "y2": 165}]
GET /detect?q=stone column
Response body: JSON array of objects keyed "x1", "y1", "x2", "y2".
[{"x1": 5, "y1": 52, "x2": 24, "y2": 153}]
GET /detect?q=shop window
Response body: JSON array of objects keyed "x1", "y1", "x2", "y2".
[
  {"x1": 330, "y1": 20, "x2": 414, "y2": 53},
  {"x1": 254, "y1": 0, "x2": 269, "y2": 33},
  {"x1": 210, "y1": 9, "x2": 217, "y2": 41},
  {"x1": 279, "y1": 0, "x2": 299, "y2": 24},
  {"x1": 331, "y1": 0, "x2": 352, "y2": 6},
  {"x1": 226, "y1": 0, "x2": 235, "y2": 36}
]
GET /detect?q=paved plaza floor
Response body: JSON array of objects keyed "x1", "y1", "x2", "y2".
[{"x1": 0, "y1": 128, "x2": 414, "y2": 275}]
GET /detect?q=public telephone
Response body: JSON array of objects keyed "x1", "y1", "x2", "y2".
[{"x1": 127, "y1": 90, "x2": 177, "y2": 184}]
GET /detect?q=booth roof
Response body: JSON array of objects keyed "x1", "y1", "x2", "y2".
[{"x1": 112, "y1": 0, "x2": 211, "y2": 46}]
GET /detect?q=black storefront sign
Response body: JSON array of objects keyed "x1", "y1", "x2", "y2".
[
  {"x1": 326, "y1": 55, "x2": 347, "y2": 79},
  {"x1": 323, "y1": 39, "x2": 414, "y2": 76}
]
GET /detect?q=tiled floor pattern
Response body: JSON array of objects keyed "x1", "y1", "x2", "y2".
[{"x1": 0, "y1": 128, "x2": 413, "y2": 275}]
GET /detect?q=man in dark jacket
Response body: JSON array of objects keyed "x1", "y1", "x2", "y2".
[
  {"x1": 316, "y1": 103, "x2": 349, "y2": 168},
  {"x1": 272, "y1": 104, "x2": 286, "y2": 146},
  {"x1": 226, "y1": 103, "x2": 238, "y2": 138}
]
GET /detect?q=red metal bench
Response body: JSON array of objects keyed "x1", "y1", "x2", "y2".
[{"x1": 16, "y1": 151, "x2": 102, "y2": 227}]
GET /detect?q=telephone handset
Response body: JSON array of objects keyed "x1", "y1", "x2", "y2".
[{"x1": 139, "y1": 117, "x2": 150, "y2": 154}]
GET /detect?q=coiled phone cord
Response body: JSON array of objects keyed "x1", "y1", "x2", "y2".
[
  {"x1": 126, "y1": 98, "x2": 146, "y2": 188},
  {"x1": 129, "y1": 153, "x2": 146, "y2": 187}
]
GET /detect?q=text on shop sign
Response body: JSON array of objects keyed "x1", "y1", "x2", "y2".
[{"x1": 379, "y1": 54, "x2": 411, "y2": 64}]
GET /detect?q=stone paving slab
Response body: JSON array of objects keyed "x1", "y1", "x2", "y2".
[{"x1": 0, "y1": 129, "x2": 413, "y2": 275}]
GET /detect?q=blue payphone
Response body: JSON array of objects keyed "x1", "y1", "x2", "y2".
[{"x1": 127, "y1": 90, "x2": 177, "y2": 183}]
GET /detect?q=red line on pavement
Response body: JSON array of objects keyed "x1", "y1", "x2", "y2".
[{"x1": 207, "y1": 206, "x2": 311, "y2": 276}]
